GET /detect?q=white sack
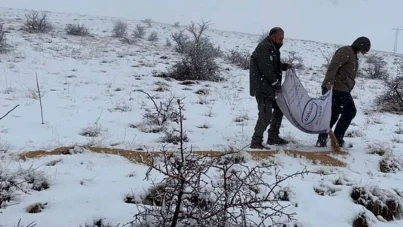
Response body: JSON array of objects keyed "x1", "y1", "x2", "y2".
[{"x1": 275, "y1": 69, "x2": 332, "y2": 134}]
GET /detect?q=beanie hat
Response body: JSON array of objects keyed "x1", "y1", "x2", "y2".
[
  {"x1": 351, "y1": 36, "x2": 371, "y2": 53},
  {"x1": 269, "y1": 27, "x2": 284, "y2": 36}
]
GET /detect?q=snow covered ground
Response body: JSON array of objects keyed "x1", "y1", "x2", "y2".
[{"x1": 0, "y1": 6, "x2": 403, "y2": 227}]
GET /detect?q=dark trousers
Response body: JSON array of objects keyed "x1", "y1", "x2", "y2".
[
  {"x1": 317, "y1": 88, "x2": 357, "y2": 142},
  {"x1": 252, "y1": 95, "x2": 283, "y2": 143},
  {"x1": 269, "y1": 101, "x2": 283, "y2": 136}
]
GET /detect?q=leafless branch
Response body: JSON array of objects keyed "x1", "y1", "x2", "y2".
[
  {"x1": 14, "y1": 218, "x2": 37, "y2": 227},
  {"x1": 9, "y1": 180, "x2": 31, "y2": 195},
  {"x1": 135, "y1": 89, "x2": 179, "y2": 126},
  {"x1": 376, "y1": 75, "x2": 403, "y2": 113},
  {"x1": 394, "y1": 82, "x2": 403, "y2": 104}
]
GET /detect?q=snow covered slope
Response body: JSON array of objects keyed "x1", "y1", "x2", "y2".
[{"x1": 1, "y1": 0, "x2": 402, "y2": 53}]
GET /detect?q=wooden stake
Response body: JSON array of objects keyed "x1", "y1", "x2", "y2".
[{"x1": 36, "y1": 72, "x2": 44, "y2": 124}]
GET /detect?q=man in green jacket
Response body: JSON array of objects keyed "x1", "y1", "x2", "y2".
[
  {"x1": 249, "y1": 27, "x2": 291, "y2": 149},
  {"x1": 316, "y1": 36, "x2": 371, "y2": 148}
]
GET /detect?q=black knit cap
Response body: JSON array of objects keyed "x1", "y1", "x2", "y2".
[
  {"x1": 351, "y1": 36, "x2": 371, "y2": 53},
  {"x1": 269, "y1": 27, "x2": 284, "y2": 36}
]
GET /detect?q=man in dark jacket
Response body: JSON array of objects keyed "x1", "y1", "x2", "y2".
[
  {"x1": 249, "y1": 27, "x2": 291, "y2": 149},
  {"x1": 316, "y1": 36, "x2": 371, "y2": 148}
]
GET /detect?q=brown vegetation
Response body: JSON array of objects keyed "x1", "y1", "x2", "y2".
[{"x1": 18, "y1": 146, "x2": 348, "y2": 167}]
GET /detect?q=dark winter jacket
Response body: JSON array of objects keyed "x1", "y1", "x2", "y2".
[
  {"x1": 249, "y1": 37, "x2": 288, "y2": 98},
  {"x1": 321, "y1": 46, "x2": 358, "y2": 92},
  {"x1": 321, "y1": 37, "x2": 371, "y2": 93}
]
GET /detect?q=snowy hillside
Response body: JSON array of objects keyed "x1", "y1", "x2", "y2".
[
  {"x1": 1, "y1": 0, "x2": 403, "y2": 53},
  {"x1": 0, "y1": 6, "x2": 403, "y2": 227}
]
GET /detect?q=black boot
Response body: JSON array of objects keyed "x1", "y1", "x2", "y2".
[
  {"x1": 315, "y1": 139, "x2": 327, "y2": 147},
  {"x1": 250, "y1": 140, "x2": 271, "y2": 149},
  {"x1": 316, "y1": 134, "x2": 327, "y2": 147},
  {"x1": 267, "y1": 134, "x2": 289, "y2": 145}
]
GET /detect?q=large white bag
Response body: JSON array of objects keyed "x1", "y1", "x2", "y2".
[{"x1": 275, "y1": 69, "x2": 332, "y2": 134}]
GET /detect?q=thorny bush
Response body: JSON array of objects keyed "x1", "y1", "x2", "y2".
[{"x1": 129, "y1": 99, "x2": 313, "y2": 227}]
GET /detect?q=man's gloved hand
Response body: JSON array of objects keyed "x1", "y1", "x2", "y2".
[{"x1": 272, "y1": 80, "x2": 281, "y2": 92}]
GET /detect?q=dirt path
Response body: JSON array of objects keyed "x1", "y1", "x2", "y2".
[{"x1": 17, "y1": 146, "x2": 348, "y2": 167}]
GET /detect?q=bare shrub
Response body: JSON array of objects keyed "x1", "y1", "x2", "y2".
[
  {"x1": 233, "y1": 114, "x2": 250, "y2": 123},
  {"x1": 173, "y1": 22, "x2": 180, "y2": 28},
  {"x1": 283, "y1": 51, "x2": 304, "y2": 70},
  {"x1": 109, "y1": 101, "x2": 132, "y2": 112},
  {"x1": 80, "y1": 126, "x2": 101, "y2": 137},
  {"x1": 351, "y1": 186, "x2": 403, "y2": 221},
  {"x1": 80, "y1": 122, "x2": 105, "y2": 137},
  {"x1": 134, "y1": 90, "x2": 181, "y2": 137},
  {"x1": 195, "y1": 88, "x2": 209, "y2": 95},
  {"x1": 124, "y1": 190, "x2": 139, "y2": 204},
  {"x1": 22, "y1": 168, "x2": 50, "y2": 191},
  {"x1": 142, "y1": 18, "x2": 152, "y2": 28},
  {"x1": 226, "y1": 48, "x2": 250, "y2": 70},
  {"x1": 131, "y1": 100, "x2": 312, "y2": 226},
  {"x1": 0, "y1": 24, "x2": 9, "y2": 53},
  {"x1": 352, "y1": 213, "x2": 370, "y2": 227},
  {"x1": 197, "y1": 122, "x2": 210, "y2": 129},
  {"x1": 132, "y1": 25, "x2": 146, "y2": 39},
  {"x1": 112, "y1": 20, "x2": 128, "y2": 38},
  {"x1": 126, "y1": 171, "x2": 136, "y2": 177},
  {"x1": 133, "y1": 122, "x2": 164, "y2": 134},
  {"x1": 0, "y1": 24, "x2": 5, "y2": 42},
  {"x1": 379, "y1": 154, "x2": 403, "y2": 173},
  {"x1": 169, "y1": 20, "x2": 222, "y2": 81},
  {"x1": 314, "y1": 183, "x2": 341, "y2": 196},
  {"x1": 82, "y1": 218, "x2": 121, "y2": 227},
  {"x1": 121, "y1": 37, "x2": 137, "y2": 45},
  {"x1": 46, "y1": 159, "x2": 61, "y2": 166},
  {"x1": 65, "y1": 23, "x2": 89, "y2": 36},
  {"x1": 10, "y1": 219, "x2": 37, "y2": 227},
  {"x1": 136, "y1": 90, "x2": 179, "y2": 127},
  {"x1": 392, "y1": 135, "x2": 403, "y2": 144},
  {"x1": 375, "y1": 76, "x2": 403, "y2": 113},
  {"x1": 395, "y1": 125, "x2": 403, "y2": 134},
  {"x1": 160, "y1": 127, "x2": 189, "y2": 144},
  {"x1": 147, "y1": 31, "x2": 159, "y2": 42},
  {"x1": 362, "y1": 54, "x2": 389, "y2": 80},
  {"x1": 275, "y1": 187, "x2": 293, "y2": 201},
  {"x1": 23, "y1": 10, "x2": 52, "y2": 33},
  {"x1": 26, "y1": 202, "x2": 47, "y2": 213},
  {"x1": 165, "y1": 38, "x2": 172, "y2": 47},
  {"x1": 333, "y1": 177, "x2": 354, "y2": 186},
  {"x1": 345, "y1": 129, "x2": 364, "y2": 138},
  {"x1": 366, "y1": 142, "x2": 391, "y2": 156},
  {"x1": 154, "y1": 81, "x2": 169, "y2": 92},
  {"x1": 1, "y1": 165, "x2": 50, "y2": 208}
]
